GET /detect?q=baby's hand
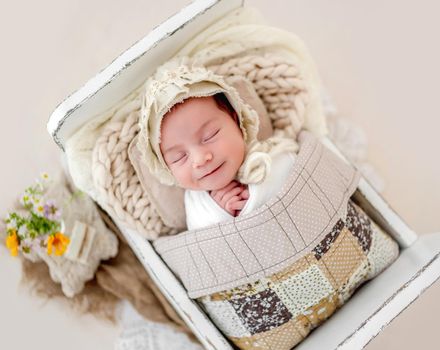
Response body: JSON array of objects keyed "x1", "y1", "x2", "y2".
[
  {"x1": 228, "y1": 187, "x2": 249, "y2": 216},
  {"x1": 210, "y1": 181, "x2": 249, "y2": 216}
]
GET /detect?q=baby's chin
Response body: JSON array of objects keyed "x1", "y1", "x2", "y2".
[
  {"x1": 204, "y1": 178, "x2": 237, "y2": 191},
  {"x1": 187, "y1": 176, "x2": 236, "y2": 192}
]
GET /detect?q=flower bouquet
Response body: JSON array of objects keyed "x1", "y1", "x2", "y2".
[
  {"x1": 3, "y1": 172, "x2": 119, "y2": 297},
  {"x1": 5, "y1": 173, "x2": 70, "y2": 261}
]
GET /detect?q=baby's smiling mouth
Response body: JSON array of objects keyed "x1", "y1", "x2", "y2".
[{"x1": 199, "y1": 162, "x2": 225, "y2": 180}]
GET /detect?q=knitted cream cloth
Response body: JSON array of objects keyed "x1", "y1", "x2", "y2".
[
  {"x1": 65, "y1": 7, "x2": 328, "y2": 239},
  {"x1": 176, "y1": 6, "x2": 326, "y2": 138}
]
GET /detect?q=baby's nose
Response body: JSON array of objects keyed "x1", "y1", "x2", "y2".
[{"x1": 192, "y1": 151, "x2": 213, "y2": 169}]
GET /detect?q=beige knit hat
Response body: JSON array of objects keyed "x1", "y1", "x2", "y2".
[{"x1": 138, "y1": 58, "x2": 260, "y2": 186}]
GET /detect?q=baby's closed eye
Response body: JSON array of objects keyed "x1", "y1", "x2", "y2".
[
  {"x1": 202, "y1": 129, "x2": 220, "y2": 143},
  {"x1": 169, "y1": 152, "x2": 187, "y2": 164}
]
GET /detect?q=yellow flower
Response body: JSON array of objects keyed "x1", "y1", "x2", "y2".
[
  {"x1": 6, "y1": 230, "x2": 19, "y2": 257},
  {"x1": 47, "y1": 232, "x2": 70, "y2": 256}
]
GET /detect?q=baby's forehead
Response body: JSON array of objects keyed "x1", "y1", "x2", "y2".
[
  {"x1": 168, "y1": 95, "x2": 217, "y2": 115},
  {"x1": 162, "y1": 96, "x2": 223, "y2": 131},
  {"x1": 161, "y1": 96, "x2": 220, "y2": 140}
]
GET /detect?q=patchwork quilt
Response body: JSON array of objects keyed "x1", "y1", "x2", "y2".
[
  {"x1": 154, "y1": 132, "x2": 399, "y2": 349},
  {"x1": 197, "y1": 200, "x2": 398, "y2": 349}
]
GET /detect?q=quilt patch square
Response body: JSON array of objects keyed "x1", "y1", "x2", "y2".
[
  {"x1": 229, "y1": 289, "x2": 292, "y2": 334},
  {"x1": 269, "y1": 252, "x2": 314, "y2": 284},
  {"x1": 366, "y1": 220, "x2": 399, "y2": 277},
  {"x1": 200, "y1": 298, "x2": 251, "y2": 338},
  {"x1": 346, "y1": 201, "x2": 372, "y2": 252},
  {"x1": 318, "y1": 227, "x2": 366, "y2": 289},
  {"x1": 210, "y1": 278, "x2": 271, "y2": 301},
  {"x1": 272, "y1": 264, "x2": 334, "y2": 317},
  {"x1": 299, "y1": 292, "x2": 339, "y2": 327},
  {"x1": 312, "y1": 218, "x2": 345, "y2": 260},
  {"x1": 231, "y1": 320, "x2": 305, "y2": 350}
]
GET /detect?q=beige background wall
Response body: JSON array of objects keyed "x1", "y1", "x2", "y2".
[{"x1": 0, "y1": 0, "x2": 438, "y2": 349}]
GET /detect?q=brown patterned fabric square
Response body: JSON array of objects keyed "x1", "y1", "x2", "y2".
[
  {"x1": 346, "y1": 201, "x2": 372, "y2": 253},
  {"x1": 312, "y1": 218, "x2": 345, "y2": 260},
  {"x1": 229, "y1": 289, "x2": 292, "y2": 334}
]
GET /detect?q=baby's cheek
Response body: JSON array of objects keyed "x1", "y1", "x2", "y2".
[{"x1": 171, "y1": 167, "x2": 188, "y2": 186}]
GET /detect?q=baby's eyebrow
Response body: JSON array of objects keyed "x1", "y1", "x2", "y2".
[
  {"x1": 162, "y1": 118, "x2": 216, "y2": 154},
  {"x1": 162, "y1": 144, "x2": 181, "y2": 156},
  {"x1": 197, "y1": 118, "x2": 216, "y2": 135}
]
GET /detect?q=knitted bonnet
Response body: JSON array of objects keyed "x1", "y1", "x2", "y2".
[
  {"x1": 138, "y1": 57, "x2": 299, "y2": 187},
  {"x1": 138, "y1": 58, "x2": 262, "y2": 186}
]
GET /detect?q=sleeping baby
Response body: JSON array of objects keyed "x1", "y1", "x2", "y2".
[
  {"x1": 140, "y1": 61, "x2": 399, "y2": 349},
  {"x1": 160, "y1": 93, "x2": 298, "y2": 230},
  {"x1": 139, "y1": 61, "x2": 298, "y2": 230}
]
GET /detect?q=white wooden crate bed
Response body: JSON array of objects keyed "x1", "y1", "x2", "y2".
[{"x1": 47, "y1": 0, "x2": 440, "y2": 349}]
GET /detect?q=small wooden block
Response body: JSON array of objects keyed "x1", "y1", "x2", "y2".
[
  {"x1": 78, "y1": 226, "x2": 96, "y2": 264},
  {"x1": 65, "y1": 221, "x2": 87, "y2": 261}
]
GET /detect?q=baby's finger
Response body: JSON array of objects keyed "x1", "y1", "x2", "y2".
[
  {"x1": 240, "y1": 189, "x2": 249, "y2": 200},
  {"x1": 224, "y1": 205, "x2": 236, "y2": 216},
  {"x1": 220, "y1": 187, "x2": 244, "y2": 207},
  {"x1": 229, "y1": 199, "x2": 248, "y2": 211},
  {"x1": 225, "y1": 196, "x2": 241, "y2": 212},
  {"x1": 212, "y1": 181, "x2": 239, "y2": 202}
]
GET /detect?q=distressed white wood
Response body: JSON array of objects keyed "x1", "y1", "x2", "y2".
[{"x1": 47, "y1": 0, "x2": 440, "y2": 349}]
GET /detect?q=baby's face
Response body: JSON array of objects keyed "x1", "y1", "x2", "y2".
[{"x1": 160, "y1": 96, "x2": 245, "y2": 191}]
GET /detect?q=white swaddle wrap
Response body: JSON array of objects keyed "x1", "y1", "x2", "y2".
[{"x1": 185, "y1": 152, "x2": 296, "y2": 230}]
